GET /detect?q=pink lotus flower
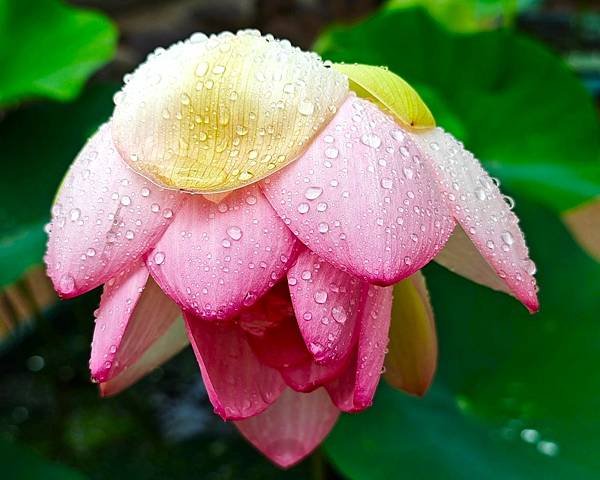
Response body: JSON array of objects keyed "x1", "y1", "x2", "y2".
[{"x1": 45, "y1": 31, "x2": 539, "y2": 467}]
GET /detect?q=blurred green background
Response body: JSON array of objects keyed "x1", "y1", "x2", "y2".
[{"x1": 0, "y1": 0, "x2": 599, "y2": 479}]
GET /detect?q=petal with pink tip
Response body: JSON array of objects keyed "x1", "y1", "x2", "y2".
[
  {"x1": 100, "y1": 317, "x2": 188, "y2": 397},
  {"x1": 45, "y1": 123, "x2": 184, "y2": 298},
  {"x1": 90, "y1": 262, "x2": 182, "y2": 386},
  {"x1": 147, "y1": 186, "x2": 298, "y2": 320},
  {"x1": 411, "y1": 128, "x2": 539, "y2": 312},
  {"x1": 261, "y1": 96, "x2": 455, "y2": 285},
  {"x1": 185, "y1": 313, "x2": 286, "y2": 420},
  {"x1": 287, "y1": 248, "x2": 366, "y2": 364},
  {"x1": 235, "y1": 388, "x2": 339, "y2": 468},
  {"x1": 327, "y1": 284, "x2": 393, "y2": 412}
]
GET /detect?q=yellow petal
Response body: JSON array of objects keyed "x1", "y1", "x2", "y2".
[
  {"x1": 384, "y1": 271, "x2": 437, "y2": 396},
  {"x1": 563, "y1": 198, "x2": 600, "y2": 262},
  {"x1": 333, "y1": 62, "x2": 435, "y2": 130},
  {"x1": 112, "y1": 31, "x2": 348, "y2": 193}
]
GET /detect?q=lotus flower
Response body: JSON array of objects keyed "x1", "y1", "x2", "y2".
[{"x1": 44, "y1": 30, "x2": 539, "y2": 467}]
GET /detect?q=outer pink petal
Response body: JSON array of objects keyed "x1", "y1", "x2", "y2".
[
  {"x1": 100, "y1": 317, "x2": 188, "y2": 397},
  {"x1": 90, "y1": 262, "x2": 182, "y2": 385},
  {"x1": 327, "y1": 285, "x2": 393, "y2": 412},
  {"x1": 287, "y1": 248, "x2": 366, "y2": 364},
  {"x1": 411, "y1": 128, "x2": 539, "y2": 312},
  {"x1": 235, "y1": 388, "x2": 339, "y2": 468},
  {"x1": 147, "y1": 186, "x2": 298, "y2": 320},
  {"x1": 261, "y1": 96, "x2": 455, "y2": 286},
  {"x1": 184, "y1": 313, "x2": 286, "y2": 420},
  {"x1": 45, "y1": 123, "x2": 184, "y2": 298}
]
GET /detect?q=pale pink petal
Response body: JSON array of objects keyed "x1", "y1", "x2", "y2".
[
  {"x1": 327, "y1": 285, "x2": 393, "y2": 412},
  {"x1": 287, "y1": 248, "x2": 366, "y2": 364},
  {"x1": 235, "y1": 388, "x2": 339, "y2": 468},
  {"x1": 45, "y1": 123, "x2": 184, "y2": 298},
  {"x1": 90, "y1": 262, "x2": 181, "y2": 384},
  {"x1": 147, "y1": 186, "x2": 298, "y2": 320},
  {"x1": 261, "y1": 96, "x2": 455, "y2": 285},
  {"x1": 100, "y1": 317, "x2": 188, "y2": 397},
  {"x1": 411, "y1": 128, "x2": 539, "y2": 312},
  {"x1": 434, "y1": 225, "x2": 511, "y2": 294},
  {"x1": 184, "y1": 313, "x2": 286, "y2": 420}
]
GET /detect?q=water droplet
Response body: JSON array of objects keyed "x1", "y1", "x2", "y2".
[
  {"x1": 486, "y1": 240, "x2": 495, "y2": 250},
  {"x1": 69, "y1": 208, "x2": 81, "y2": 221},
  {"x1": 303, "y1": 312, "x2": 312, "y2": 321},
  {"x1": 380, "y1": 178, "x2": 393, "y2": 189},
  {"x1": 227, "y1": 226, "x2": 243, "y2": 240},
  {"x1": 245, "y1": 195, "x2": 257, "y2": 205},
  {"x1": 222, "y1": 239, "x2": 231, "y2": 248},
  {"x1": 317, "y1": 202, "x2": 328, "y2": 212},
  {"x1": 361, "y1": 133, "x2": 381, "y2": 148},
  {"x1": 314, "y1": 290, "x2": 328, "y2": 304},
  {"x1": 59, "y1": 274, "x2": 75, "y2": 294},
  {"x1": 301, "y1": 270, "x2": 312, "y2": 280},
  {"x1": 212, "y1": 64, "x2": 226, "y2": 74},
  {"x1": 325, "y1": 147, "x2": 339, "y2": 159},
  {"x1": 195, "y1": 62, "x2": 209, "y2": 77},
  {"x1": 501, "y1": 231, "x2": 514, "y2": 245},
  {"x1": 391, "y1": 129, "x2": 405, "y2": 142},
  {"x1": 86, "y1": 248, "x2": 96, "y2": 257},
  {"x1": 180, "y1": 93, "x2": 191, "y2": 105},
  {"x1": 304, "y1": 186, "x2": 323, "y2": 200},
  {"x1": 151, "y1": 203, "x2": 160, "y2": 213},
  {"x1": 125, "y1": 230, "x2": 135, "y2": 240},
  {"x1": 298, "y1": 100, "x2": 314, "y2": 116},
  {"x1": 402, "y1": 166, "x2": 414, "y2": 179},
  {"x1": 429, "y1": 141, "x2": 440, "y2": 151},
  {"x1": 475, "y1": 187, "x2": 487, "y2": 201},
  {"x1": 162, "y1": 208, "x2": 173, "y2": 219},
  {"x1": 141, "y1": 187, "x2": 150, "y2": 197},
  {"x1": 120, "y1": 196, "x2": 131, "y2": 206},
  {"x1": 331, "y1": 305, "x2": 347, "y2": 324},
  {"x1": 154, "y1": 251, "x2": 166, "y2": 265},
  {"x1": 239, "y1": 171, "x2": 253, "y2": 181},
  {"x1": 297, "y1": 202, "x2": 310, "y2": 214},
  {"x1": 318, "y1": 222, "x2": 329, "y2": 233}
]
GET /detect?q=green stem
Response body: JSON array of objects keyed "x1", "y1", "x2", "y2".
[{"x1": 311, "y1": 448, "x2": 326, "y2": 480}]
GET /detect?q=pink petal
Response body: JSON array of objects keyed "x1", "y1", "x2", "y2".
[
  {"x1": 281, "y1": 355, "x2": 351, "y2": 393},
  {"x1": 261, "y1": 96, "x2": 455, "y2": 286},
  {"x1": 100, "y1": 317, "x2": 188, "y2": 397},
  {"x1": 90, "y1": 262, "x2": 182, "y2": 385},
  {"x1": 241, "y1": 282, "x2": 311, "y2": 371},
  {"x1": 184, "y1": 312, "x2": 286, "y2": 420},
  {"x1": 287, "y1": 248, "x2": 366, "y2": 364},
  {"x1": 235, "y1": 388, "x2": 339, "y2": 468},
  {"x1": 327, "y1": 284, "x2": 393, "y2": 412},
  {"x1": 45, "y1": 123, "x2": 184, "y2": 298},
  {"x1": 411, "y1": 128, "x2": 539, "y2": 312},
  {"x1": 147, "y1": 186, "x2": 299, "y2": 320}
]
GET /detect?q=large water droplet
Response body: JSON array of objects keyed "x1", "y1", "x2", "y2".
[
  {"x1": 154, "y1": 251, "x2": 166, "y2": 265},
  {"x1": 59, "y1": 274, "x2": 75, "y2": 294},
  {"x1": 361, "y1": 133, "x2": 381, "y2": 148},
  {"x1": 314, "y1": 290, "x2": 328, "y2": 304},
  {"x1": 304, "y1": 186, "x2": 323, "y2": 200},
  {"x1": 227, "y1": 226, "x2": 243, "y2": 240}
]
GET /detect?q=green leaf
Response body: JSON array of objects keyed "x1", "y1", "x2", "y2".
[
  {"x1": 0, "y1": 0, "x2": 117, "y2": 106},
  {"x1": 325, "y1": 199, "x2": 600, "y2": 478},
  {"x1": 0, "y1": 439, "x2": 86, "y2": 480},
  {"x1": 315, "y1": 7, "x2": 600, "y2": 212},
  {"x1": 0, "y1": 83, "x2": 117, "y2": 286}
]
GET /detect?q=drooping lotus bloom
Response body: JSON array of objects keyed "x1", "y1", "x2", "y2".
[{"x1": 45, "y1": 31, "x2": 539, "y2": 467}]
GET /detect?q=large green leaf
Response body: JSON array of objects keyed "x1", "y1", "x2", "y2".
[
  {"x1": 325, "y1": 198, "x2": 600, "y2": 478},
  {"x1": 0, "y1": 84, "x2": 117, "y2": 286},
  {"x1": 315, "y1": 7, "x2": 600, "y2": 212},
  {"x1": 0, "y1": 0, "x2": 116, "y2": 106},
  {"x1": 0, "y1": 439, "x2": 86, "y2": 480}
]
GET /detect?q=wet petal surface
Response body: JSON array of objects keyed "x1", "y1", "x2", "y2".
[
  {"x1": 46, "y1": 123, "x2": 183, "y2": 297},
  {"x1": 287, "y1": 248, "x2": 366, "y2": 364},
  {"x1": 112, "y1": 30, "x2": 348, "y2": 193},
  {"x1": 327, "y1": 284, "x2": 393, "y2": 412},
  {"x1": 147, "y1": 186, "x2": 298, "y2": 320},
  {"x1": 411, "y1": 127, "x2": 539, "y2": 312},
  {"x1": 90, "y1": 262, "x2": 181, "y2": 387},
  {"x1": 235, "y1": 388, "x2": 339, "y2": 468},
  {"x1": 185, "y1": 313, "x2": 285, "y2": 420},
  {"x1": 262, "y1": 96, "x2": 454, "y2": 285}
]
